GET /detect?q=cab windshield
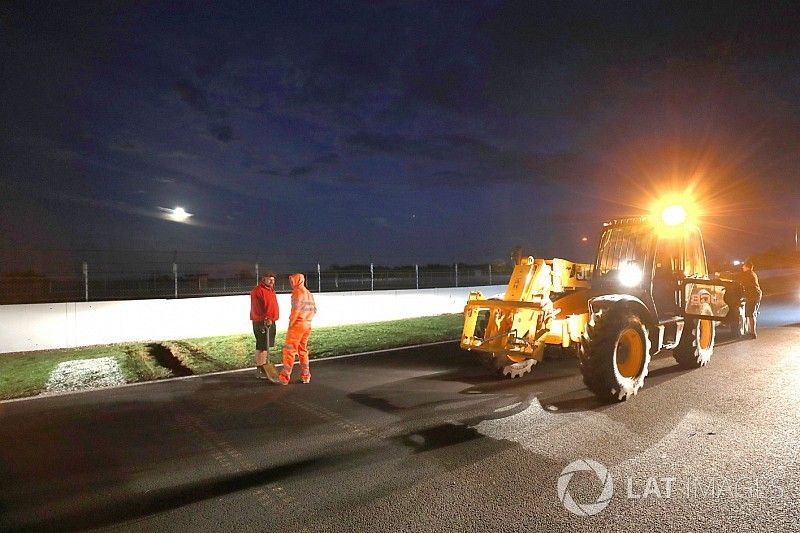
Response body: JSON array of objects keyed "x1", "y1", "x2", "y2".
[{"x1": 595, "y1": 225, "x2": 652, "y2": 277}]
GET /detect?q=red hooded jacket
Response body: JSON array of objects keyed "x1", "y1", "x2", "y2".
[{"x1": 250, "y1": 283, "x2": 279, "y2": 321}]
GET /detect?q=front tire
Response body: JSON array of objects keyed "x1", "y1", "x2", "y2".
[
  {"x1": 674, "y1": 318, "x2": 715, "y2": 368},
  {"x1": 579, "y1": 310, "x2": 651, "y2": 402}
]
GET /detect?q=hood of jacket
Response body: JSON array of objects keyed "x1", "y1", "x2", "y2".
[{"x1": 289, "y1": 273, "x2": 305, "y2": 289}]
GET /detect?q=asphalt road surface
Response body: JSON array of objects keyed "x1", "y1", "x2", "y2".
[{"x1": 2, "y1": 292, "x2": 799, "y2": 532}]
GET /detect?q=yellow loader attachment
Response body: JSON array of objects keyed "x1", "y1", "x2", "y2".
[{"x1": 461, "y1": 257, "x2": 592, "y2": 363}]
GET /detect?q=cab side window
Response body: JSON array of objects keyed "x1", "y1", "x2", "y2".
[
  {"x1": 654, "y1": 237, "x2": 682, "y2": 275},
  {"x1": 684, "y1": 227, "x2": 708, "y2": 278}
]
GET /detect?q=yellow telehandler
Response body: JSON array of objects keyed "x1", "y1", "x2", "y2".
[
  {"x1": 461, "y1": 257, "x2": 592, "y2": 377},
  {"x1": 461, "y1": 202, "x2": 743, "y2": 401}
]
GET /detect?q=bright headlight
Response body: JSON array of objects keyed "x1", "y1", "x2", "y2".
[
  {"x1": 661, "y1": 204, "x2": 687, "y2": 226},
  {"x1": 619, "y1": 262, "x2": 643, "y2": 287}
]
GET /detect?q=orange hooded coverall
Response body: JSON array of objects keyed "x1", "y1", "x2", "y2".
[{"x1": 279, "y1": 273, "x2": 317, "y2": 384}]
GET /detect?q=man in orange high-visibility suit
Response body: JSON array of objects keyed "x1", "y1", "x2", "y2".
[{"x1": 279, "y1": 273, "x2": 317, "y2": 384}]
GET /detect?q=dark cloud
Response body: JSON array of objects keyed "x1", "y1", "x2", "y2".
[
  {"x1": 288, "y1": 165, "x2": 314, "y2": 177},
  {"x1": 173, "y1": 79, "x2": 211, "y2": 114},
  {"x1": 255, "y1": 153, "x2": 338, "y2": 179},
  {"x1": 208, "y1": 122, "x2": 235, "y2": 143},
  {"x1": 111, "y1": 142, "x2": 142, "y2": 153},
  {"x1": 173, "y1": 79, "x2": 235, "y2": 143},
  {"x1": 346, "y1": 132, "x2": 507, "y2": 161},
  {"x1": 313, "y1": 153, "x2": 338, "y2": 165},
  {"x1": 423, "y1": 170, "x2": 469, "y2": 187},
  {"x1": 345, "y1": 131, "x2": 577, "y2": 185},
  {"x1": 402, "y1": 54, "x2": 485, "y2": 112},
  {"x1": 257, "y1": 169, "x2": 283, "y2": 177},
  {"x1": 345, "y1": 132, "x2": 455, "y2": 159}
]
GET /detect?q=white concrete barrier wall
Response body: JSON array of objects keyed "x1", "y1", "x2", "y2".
[{"x1": 0, "y1": 285, "x2": 506, "y2": 354}]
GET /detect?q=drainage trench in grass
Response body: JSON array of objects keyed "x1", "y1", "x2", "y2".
[{"x1": 147, "y1": 343, "x2": 194, "y2": 377}]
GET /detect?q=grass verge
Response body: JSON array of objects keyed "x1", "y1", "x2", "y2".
[
  {"x1": 0, "y1": 345, "x2": 132, "y2": 400},
  {"x1": 0, "y1": 314, "x2": 463, "y2": 400}
]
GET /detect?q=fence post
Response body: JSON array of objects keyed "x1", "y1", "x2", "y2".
[
  {"x1": 415, "y1": 264, "x2": 419, "y2": 290},
  {"x1": 317, "y1": 263, "x2": 321, "y2": 292},
  {"x1": 173, "y1": 262, "x2": 178, "y2": 298},
  {"x1": 370, "y1": 262, "x2": 374, "y2": 291},
  {"x1": 455, "y1": 263, "x2": 459, "y2": 287},
  {"x1": 82, "y1": 261, "x2": 88, "y2": 302},
  {"x1": 489, "y1": 264, "x2": 492, "y2": 285}
]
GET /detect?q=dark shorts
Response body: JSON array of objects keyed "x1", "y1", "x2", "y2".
[
  {"x1": 252, "y1": 321, "x2": 276, "y2": 350},
  {"x1": 745, "y1": 300, "x2": 760, "y2": 318}
]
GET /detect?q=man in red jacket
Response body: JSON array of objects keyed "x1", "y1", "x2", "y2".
[
  {"x1": 250, "y1": 272, "x2": 280, "y2": 380},
  {"x1": 279, "y1": 273, "x2": 317, "y2": 384}
]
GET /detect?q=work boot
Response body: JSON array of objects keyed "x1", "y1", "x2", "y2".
[
  {"x1": 255, "y1": 366, "x2": 269, "y2": 379},
  {"x1": 277, "y1": 373, "x2": 290, "y2": 386},
  {"x1": 301, "y1": 375, "x2": 311, "y2": 384}
]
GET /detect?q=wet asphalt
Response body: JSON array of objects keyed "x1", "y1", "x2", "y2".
[{"x1": 1, "y1": 292, "x2": 799, "y2": 532}]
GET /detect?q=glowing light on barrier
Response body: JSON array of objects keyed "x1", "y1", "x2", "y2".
[{"x1": 619, "y1": 262, "x2": 643, "y2": 287}]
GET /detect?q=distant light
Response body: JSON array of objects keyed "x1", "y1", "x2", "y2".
[
  {"x1": 581, "y1": 236, "x2": 588, "y2": 242},
  {"x1": 159, "y1": 206, "x2": 193, "y2": 223},
  {"x1": 619, "y1": 262, "x2": 643, "y2": 287},
  {"x1": 733, "y1": 260, "x2": 742, "y2": 266},
  {"x1": 661, "y1": 204, "x2": 687, "y2": 226}
]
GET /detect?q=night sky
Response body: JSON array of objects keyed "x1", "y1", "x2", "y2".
[{"x1": 1, "y1": 1, "x2": 799, "y2": 272}]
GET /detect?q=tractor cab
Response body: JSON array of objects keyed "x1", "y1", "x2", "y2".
[{"x1": 592, "y1": 210, "x2": 732, "y2": 329}]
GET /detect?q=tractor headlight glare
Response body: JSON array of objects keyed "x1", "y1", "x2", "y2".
[{"x1": 619, "y1": 262, "x2": 643, "y2": 287}]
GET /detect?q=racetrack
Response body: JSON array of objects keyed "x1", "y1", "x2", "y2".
[{"x1": 1, "y1": 291, "x2": 799, "y2": 532}]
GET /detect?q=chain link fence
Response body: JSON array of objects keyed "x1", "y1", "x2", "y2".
[{"x1": 0, "y1": 259, "x2": 514, "y2": 304}]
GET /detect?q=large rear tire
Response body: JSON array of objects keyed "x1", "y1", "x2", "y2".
[
  {"x1": 674, "y1": 318, "x2": 715, "y2": 368},
  {"x1": 579, "y1": 310, "x2": 651, "y2": 402}
]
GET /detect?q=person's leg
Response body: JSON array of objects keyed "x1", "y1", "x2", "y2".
[
  {"x1": 260, "y1": 322, "x2": 280, "y2": 381},
  {"x1": 253, "y1": 322, "x2": 268, "y2": 377},
  {"x1": 280, "y1": 325, "x2": 300, "y2": 384},
  {"x1": 745, "y1": 301, "x2": 756, "y2": 338},
  {"x1": 751, "y1": 302, "x2": 759, "y2": 338},
  {"x1": 298, "y1": 326, "x2": 311, "y2": 382}
]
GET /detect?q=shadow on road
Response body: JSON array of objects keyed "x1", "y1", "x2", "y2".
[
  {"x1": 9, "y1": 454, "x2": 340, "y2": 532},
  {"x1": 392, "y1": 422, "x2": 483, "y2": 453},
  {"x1": 347, "y1": 344, "x2": 704, "y2": 426}
]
